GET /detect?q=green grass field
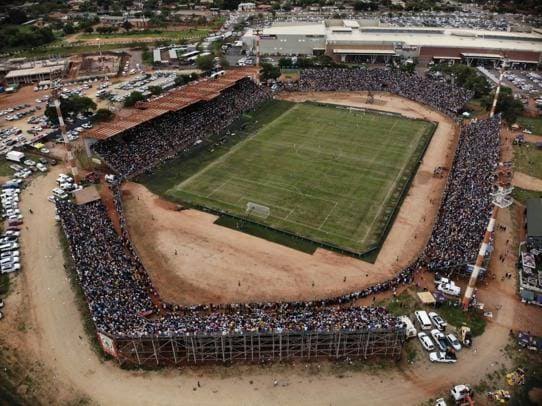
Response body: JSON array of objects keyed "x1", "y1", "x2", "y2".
[
  {"x1": 163, "y1": 102, "x2": 434, "y2": 253},
  {"x1": 514, "y1": 144, "x2": 542, "y2": 179}
]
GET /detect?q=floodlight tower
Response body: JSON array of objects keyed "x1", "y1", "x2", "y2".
[
  {"x1": 52, "y1": 89, "x2": 79, "y2": 181},
  {"x1": 254, "y1": 28, "x2": 262, "y2": 68}
]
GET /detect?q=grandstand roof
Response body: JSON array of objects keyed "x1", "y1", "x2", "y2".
[{"x1": 85, "y1": 68, "x2": 258, "y2": 141}]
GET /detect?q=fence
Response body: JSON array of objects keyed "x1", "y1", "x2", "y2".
[{"x1": 106, "y1": 327, "x2": 405, "y2": 367}]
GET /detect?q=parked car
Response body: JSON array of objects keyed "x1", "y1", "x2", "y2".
[
  {"x1": 1, "y1": 263, "x2": 21, "y2": 273},
  {"x1": 418, "y1": 332, "x2": 435, "y2": 351},
  {"x1": 450, "y1": 385, "x2": 473, "y2": 402},
  {"x1": 437, "y1": 282, "x2": 461, "y2": 296},
  {"x1": 429, "y1": 351, "x2": 457, "y2": 364},
  {"x1": 428, "y1": 312, "x2": 447, "y2": 331},
  {"x1": 431, "y1": 329, "x2": 449, "y2": 351},
  {"x1": 36, "y1": 163, "x2": 47, "y2": 172},
  {"x1": 446, "y1": 334, "x2": 462, "y2": 351}
]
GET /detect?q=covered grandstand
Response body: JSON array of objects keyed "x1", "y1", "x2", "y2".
[{"x1": 83, "y1": 68, "x2": 258, "y2": 155}]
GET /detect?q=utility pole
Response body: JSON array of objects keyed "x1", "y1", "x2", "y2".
[{"x1": 52, "y1": 89, "x2": 79, "y2": 181}]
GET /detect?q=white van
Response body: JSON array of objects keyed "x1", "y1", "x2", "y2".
[
  {"x1": 414, "y1": 310, "x2": 432, "y2": 331},
  {"x1": 399, "y1": 315, "x2": 417, "y2": 339}
]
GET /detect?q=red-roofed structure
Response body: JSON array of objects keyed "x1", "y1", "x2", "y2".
[{"x1": 85, "y1": 68, "x2": 258, "y2": 141}]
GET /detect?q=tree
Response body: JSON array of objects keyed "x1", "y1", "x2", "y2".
[
  {"x1": 92, "y1": 108, "x2": 114, "y2": 123},
  {"x1": 122, "y1": 20, "x2": 133, "y2": 32},
  {"x1": 494, "y1": 92, "x2": 524, "y2": 124},
  {"x1": 63, "y1": 24, "x2": 76, "y2": 35},
  {"x1": 174, "y1": 73, "x2": 199, "y2": 87},
  {"x1": 6, "y1": 9, "x2": 28, "y2": 25},
  {"x1": 124, "y1": 91, "x2": 145, "y2": 107},
  {"x1": 260, "y1": 63, "x2": 281, "y2": 81},
  {"x1": 148, "y1": 85, "x2": 162, "y2": 96},
  {"x1": 195, "y1": 54, "x2": 214, "y2": 71},
  {"x1": 45, "y1": 95, "x2": 97, "y2": 124}
]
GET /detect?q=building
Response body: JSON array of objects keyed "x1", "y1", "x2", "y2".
[
  {"x1": 4, "y1": 59, "x2": 68, "y2": 85},
  {"x1": 243, "y1": 20, "x2": 542, "y2": 67},
  {"x1": 238, "y1": 2, "x2": 256, "y2": 12},
  {"x1": 526, "y1": 199, "x2": 542, "y2": 248}
]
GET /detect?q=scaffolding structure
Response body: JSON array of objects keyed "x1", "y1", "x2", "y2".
[{"x1": 110, "y1": 328, "x2": 405, "y2": 367}]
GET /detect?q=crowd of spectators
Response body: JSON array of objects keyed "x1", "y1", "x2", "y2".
[
  {"x1": 57, "y1": 199, "x2": 400, "y2": 338},
  {"x1": 57, "y1": 73, "x2": 502, "y2": 340},
  {"x1": 297, "y1": 68, "x2": 473, "y2": 116},
  {"x1": 93, "y1": 78, "x2": 272, "y2": 179},
  {"x1": 421, "y1": 116, "x2": 501, "y2": 271}
]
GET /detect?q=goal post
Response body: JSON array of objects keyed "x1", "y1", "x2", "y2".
[{"x1": 246, "y1": 202, "x2": 270, "y2": 219}]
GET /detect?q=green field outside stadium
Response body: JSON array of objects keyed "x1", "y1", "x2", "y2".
[{"x1": 162, "y1": 101, "x2": 434, "y2": 253}]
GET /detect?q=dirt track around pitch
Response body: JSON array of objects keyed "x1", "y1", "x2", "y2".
[{"x1": 123, "y1": 92, "x2": 459, "y2": 305}]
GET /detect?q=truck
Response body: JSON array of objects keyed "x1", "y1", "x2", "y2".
[
  {"x1": 6, "y1": 151, "x2": 25, "y2": 163},
  {"x1": 399, "y1": 315, "x2": 417, "y2": 339}
]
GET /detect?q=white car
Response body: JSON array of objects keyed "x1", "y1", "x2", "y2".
[
  {"x1": 1, "y1": 263, "x2": 21, "y2": 273},
  {"x1": 23, "y1": 159, "x2": 36, "y2": 167},
  {"x1": 428, "y1": 312, "x2": 447, "y2": 331},
  {"x1": 437, "y1": 282, "x2": 461, "y2": 296},
  {"x1": 36, "y1": 163, "x2": 47, "y2": 172},
  {"x1": 429, "y1": 351, "x2": 457, "y2": 364},
  {"x1": 446, "y1": 334, "x2": 462, "y2": 351},
  {"x1": 450, "y1": 385, "x2": 472, "y2": 402},
  {"x1": 418, "y1": 332, "x2": 435, "y2": 351},
  {"x1": 57, "y1": 174, "x2": 73, "y2": 184}
]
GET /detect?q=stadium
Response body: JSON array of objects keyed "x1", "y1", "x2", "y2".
[{"x1": 64, "y1": 67, "x2": 501, "y2": 367}]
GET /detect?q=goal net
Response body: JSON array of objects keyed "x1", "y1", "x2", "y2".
[{"x1": 246, "y1": 202, "x2": 270, "y2": 219}]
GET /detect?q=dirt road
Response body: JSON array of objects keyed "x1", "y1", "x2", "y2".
[
  {"x1": 123, "y1": 93, "x2": 459, "y2": 305},
  {"x1": 512, "y1": 171, "x2": 542, "y2": 192}
]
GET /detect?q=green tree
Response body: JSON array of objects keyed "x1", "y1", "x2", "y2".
[
  {"x1": 45, "y1": 95, "x2": 97, "y2": 124},
  {"x1": 92, "y1": 108, "x2": 114, "y2": 123},
  {"x1": 495, "y1": 92, "x2": 524, "y2": 124},
  {"x1": 260, "y1": 62, "x2": 281, "y2": 81},
  {"x1": 63, "y1": 23, "x2": 76, "y2": 35},
  {"x1": 124, "y1": 91, "x2": 145, "y2": 107},
  {"x1": 195, "y1": 54, "x2": 214, "y2": 71},
  {"x1": 148, "y1": 85, "x2": 163, "y2": 95}
]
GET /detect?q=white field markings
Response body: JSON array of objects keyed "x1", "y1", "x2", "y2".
[
  {"x1": 356, "y1": 120, "x2": 425, "y2": 243},
  {"x1": 206, "y1": 178, "x2": 230, "y2": 198},
  {"x1": 172, "y1": 103, "x2": 299, "y2": 191}
]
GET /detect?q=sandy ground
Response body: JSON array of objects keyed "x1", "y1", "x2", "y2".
[
  {"x1": 0, "y1": 163, "x2": 537, "y2": 406},
  {"x1": 123, "y1": 92, "x2": 458, "y2": 305}
]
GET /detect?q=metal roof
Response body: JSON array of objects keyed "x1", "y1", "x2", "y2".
[
  {"x1": 527, "y1": 199, "x2": 542, "y2": 238},
  {"x1": 85, "y1": 68, "x2": 258, "y2": 141}
]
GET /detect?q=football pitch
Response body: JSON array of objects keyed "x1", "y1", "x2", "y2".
[{"x1": 166, "y1": 102, "x2": 435, "y2": 253}]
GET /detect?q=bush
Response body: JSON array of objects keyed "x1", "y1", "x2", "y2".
[
  {"x1": 92, "y1": 108, "x2": 114, "y2": 123},
  {"x1": 124, "y1": 91, "x2": 145, "y2": 107}
]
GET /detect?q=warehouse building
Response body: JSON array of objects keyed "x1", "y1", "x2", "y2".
[
  {"x1": 4, "y1": 61, "x2": 68, "y2": 85},
  {"x1": 243, "y1": 20, "x2": 542, "y2": 67}
]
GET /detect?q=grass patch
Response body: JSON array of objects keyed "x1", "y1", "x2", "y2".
[
  {"x1": 0, "y1": 274, "x2": 9, "y2": 296},
  {"x1": 56, "y1": 225, "x2": 109, "y2": 361},
  {"x1": 466, "y1": 98, "x2": 487, "y2": 117},
  {"x1": 381, "y1": 290, "x2": 418, "y2": 316},
  {"x1": 0, "y1": 159, "x2": 13, "y2": 177},
  {"x1": 512, "y1": 187, "x2": 542, "y2": 204},
  {"x1": 436, "y1": 303, "x2": 486, "y2": 336},
  {"x1": 514, "y1": 144, "x2": 542, "y2": 179},
  {"x1": 78, "y1": 28, "x2": 210, "y2": 41},
  {"x1": 136, "y1": 100, "x2": 296, "y2": 195},
  {"x1": 518, "y1": 116, "x2": 542, "y2": 135},
  {"x1": 164, "y1": 101, "x2": 434, "y2": 253}
]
